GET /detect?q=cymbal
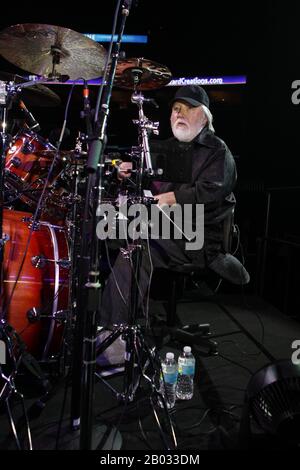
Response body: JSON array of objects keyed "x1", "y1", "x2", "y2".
[
  {"x1": 0, "y1": 71, "x2": 61, "y2": 107},
  {"x1": 113, "y1": 58, "x2": 172, "y2": 90},
  {"x1": 0, "y1": 23, "x2": 107, "y2": 80}
]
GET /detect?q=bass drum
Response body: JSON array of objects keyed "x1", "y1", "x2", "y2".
[{"x1": 1, "y1": 209, "x2": 70, "y2": 360}]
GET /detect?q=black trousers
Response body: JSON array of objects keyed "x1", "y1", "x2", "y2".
[{"x1": 99, "y1": 239, "x2": 193, "y2": 327}]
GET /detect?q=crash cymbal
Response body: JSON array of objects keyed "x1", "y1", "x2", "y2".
[
  {"x1": 0, "y1": 71, "x2": 61, "y2": 107},
  {"x1": 113, "y1": 58, "x2": 172, "y2": 90},
  {"x1": 0, "y1": 24, "x2": 107, "y2": 80}
]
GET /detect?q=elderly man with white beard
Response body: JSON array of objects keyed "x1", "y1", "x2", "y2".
[{"x1": 96, "y1": 85, "x2": 237, "y2": 367}]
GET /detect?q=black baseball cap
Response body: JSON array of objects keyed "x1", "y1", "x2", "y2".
[{"x1": 171, "y1": 85, "x2": 210, "y2": 109}]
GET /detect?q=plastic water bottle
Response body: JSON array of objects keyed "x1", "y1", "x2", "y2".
[
  {"x1": 176, "y1": 346, "x2": 195, "y2": 400},
  {"x1": 159, "y1": 352, "x2": 178, "y2": 409}
]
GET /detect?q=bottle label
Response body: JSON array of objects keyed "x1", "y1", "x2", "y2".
[
  {"x1": 178, "y1": 365, "x2": 195, "y2": 376},
  {"x1": 160, "y1": 370, "x2": 178, "y2": 384},
  {"x1": 178, "y1": 358, "x2": 195, "y2": 376}
]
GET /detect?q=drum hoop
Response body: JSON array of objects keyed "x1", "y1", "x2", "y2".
[
  {"x1": 13, "y1": 128, "x2": 57, "y2": 150},
  {"x1": 41, "y1": 222, "x2": 68, "y2": 359}
]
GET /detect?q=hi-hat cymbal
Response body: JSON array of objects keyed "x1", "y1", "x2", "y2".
[
  {"x1": 0, "y1": 23, "x2": 107, "y2": 80},
  {"x1": 0, "y1": 71, "x2": 61, "y2": 107},
  {"x1": 113, "y1": 58, "x2": 172, "y2": 90}
]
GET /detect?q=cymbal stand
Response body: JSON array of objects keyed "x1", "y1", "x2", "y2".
[
  {"x1": 95, "y1": 78, "x2": 177, "y2": 450},
  {"x1": 48, "y1": 44, "x2": 70, "y2": 82},
  {"x1": 119, "y1": 80, "x2": 160, "y2": 399}
]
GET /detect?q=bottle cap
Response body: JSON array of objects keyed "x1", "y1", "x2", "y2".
[
  {"x1": 183, "y1": 346, "x2": 192, "y2": 354},
  {"x1": 166, "y1": 352, "x2": 174, "y2": 360}
]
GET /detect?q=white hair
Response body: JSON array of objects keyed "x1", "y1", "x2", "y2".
[{"x1": 201, "y1": 105, "x2": 215, "y2": 133}]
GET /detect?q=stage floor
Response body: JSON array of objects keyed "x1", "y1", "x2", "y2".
[{"x1": 1, "y1": 293, "x2": 299, "y2": 451}]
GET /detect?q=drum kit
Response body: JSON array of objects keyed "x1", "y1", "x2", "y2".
[{"x1": 0, "y1": 21, "x2": 173, "y2": 442}]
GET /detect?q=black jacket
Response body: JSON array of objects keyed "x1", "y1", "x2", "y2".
[{"x1": 157, "y1": 126, "x2": 237, "y2": 266}]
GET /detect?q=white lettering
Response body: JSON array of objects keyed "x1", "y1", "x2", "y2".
[
  {"x1": 0, "y1": 339, "x2": 5, "y2": 365},
  {"x1": 291, "y1": 80, "x2": 300, "y2": 105},
  {"x1": 291, "y1": 340, "x2": 300, "y2": 365},
  {"x1": 185, "y1": 204, "x2": 204, "y2": 251}
]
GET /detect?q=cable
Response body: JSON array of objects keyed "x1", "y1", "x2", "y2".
[
  {"x1": 104, "y1": 395, "x2": 130, "y2": 451},
  {"x1": 231, "y1": 223, "x2": 241, "y2": 256},
  {"x1": 123, "y1": 232, "x2": 148, "y2": 319},
  {"x1": 144, "y1": 234, "x2": 154, "y2": 328},
  {"x1": 217, "y1": 339, "x2": 265, "y2": 358},
  {"x1": 55, "y1": 369, "x2": 72, "y2": 450},
  {"x1": 104, "y1": 239, "x2": 128, "y2": 306},
  {"x1": 175, "y1": 408, "x2": 213, "y2": 435},
  {"x1": 94, "y1": 0, "x2": 122, "y2": 125},
  {"x1": 137, "y1": 415, "x2": 154, "y2": 450},
  {"x1": 217, "y1": 352, "x2": 254, "y2": 375}
]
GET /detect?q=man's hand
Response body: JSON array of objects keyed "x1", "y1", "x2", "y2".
[
  {"x1": 154, "y1": 191, "x2": 177, "y2": 207},
  {"x1": 117, "y1": 161, "x2": 132, "y2": 180}
]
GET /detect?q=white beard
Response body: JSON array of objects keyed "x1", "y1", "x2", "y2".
[{"x1": 172, "y1": 123, "x2": 204, "y2": 142}]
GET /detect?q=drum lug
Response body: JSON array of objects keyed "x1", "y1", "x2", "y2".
[
  {"x1": 10, "y1": 156, "x2": 21, "y2": 168},
  {"x1": 31, "y1": 255, "x2": 71, "y2": 269},
  {"x1": 0, "y1": 233, "x2": 10, "y2": 247},
  {"x1": 56, "y1": 259, "x2": 71, "y2": 269},
  {"x1": 31, "y1": 254, "x2": 47, "y2": 268},
  {"x1": 27, "y1": 307, "x2": 41, "y2": 323},
  {"x1": 21, "y1": 216, "x2": 40, "y2": 231},
  {"x1": 53, "y1": 310, "x2": 69, "y2": 321},
  {"x1": 22, "y1": 141, "x2": 34, "y2": 154}
]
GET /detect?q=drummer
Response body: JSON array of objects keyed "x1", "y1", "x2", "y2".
[{"x1": 97, "y1": 85, "x2": 237, "y2": 365}]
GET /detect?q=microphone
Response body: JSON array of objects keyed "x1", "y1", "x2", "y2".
[
  {"x1": 83, "y1": 82, "x2": 91, "y2": 115},
  {"x1": 81, "y1": 81, "x2": 93, "y2": 137},
  {"x1": 19, "y1": 100, "x2": 41, "y2": 132}
]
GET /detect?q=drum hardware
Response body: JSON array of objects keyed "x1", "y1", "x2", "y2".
[
  {"x1": 0, "y1": 233, "x2": 10, "y2": 246},
  {"x1": 31, "y1": 254, "x2": 71, "y2": 269},
  {"x1": 9, "y1": 156, "x2": 21, "y2": 167},
  {"x1": 27, "y1": 307, "x2": 70, "y2": 323},
  {"x1": 112, "y1": 57, "x2": 172, "y2": 91},
  {"x1": 26, "y1": 307, "x2": 41, "y2": 323},
  {"x1": 0, "y1": 320, "x2": 33, "y2": 449},
  {"x1": 21, "y1": 216, "x2": 40, "y2": 231},
  {"x1": 0, "y1": 71, "x2": 61, "y2": 107},
  {"x1": 21, "y1": 140, "x2": 34, "y2": 154}
]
